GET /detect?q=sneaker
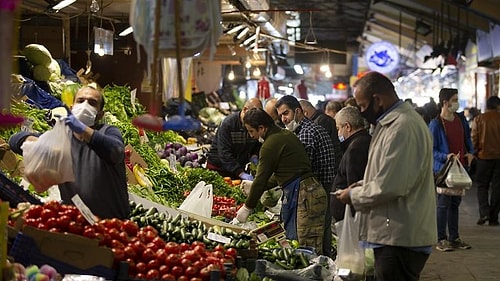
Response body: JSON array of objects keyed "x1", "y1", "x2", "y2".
[
  {"x1": 436, "y1": 240, "x2": 454, "y2": 252},
  {"x1": 450, "y1": 238, "x2": 471, "y2": 250}
]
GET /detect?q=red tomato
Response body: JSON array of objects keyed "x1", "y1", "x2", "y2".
[
  {"x1": 146, "y1": 269, "x2": 160, "y2": 280},
  {"x1": 224, "y1": 248, "x2": 237, "y2": 258},
  {"x1": 142, "y1": 248, "x2": 157, "y2": 262},
  {"x1": 213, "y1": 244, "x2": 225, "y2": 252},
  {"x1": 159, "y1": 264, "x2": 170, "y2": 275},
  {"x1": 180, "y1": 258, "x2": 191, "y2": 268},
  {"x1": 152, "y1": 236, "x2": 166, "y2": 249},
  {"x1": 118, "y1": 231, "x2": 130, "y2": 244},
  {"x1": 190, "y1": 278, "x2": 202, "y2": 281},
  {"x1": 147, "y1": 259, "x2": 160, "y2": 270},
  {"x1": 135, "y1": 273, "x2": 146, "y2": 280},
  {"x1": 110, "y1": 239, "x2": 125, "y2": 249},
  {"x1": 161, "y1": 274, "x2": 176, "y2": 281},
  {"x1": 165, "y1": 254, "x2": 180, "y2": 267},
  {"x1": 165, "y1": 242, "x2": 180, "y2": 254},
  {"x1": 199, "y1": 267, "x2": 211, "y2": 281},
  {"x1": 177, "y1": 276, "x2": 189, "y2": 281},
  {"x1": 82, "y1": 227, "x2": 96, "y2": 239},
  {"x1": 135, "y1": 262, "x2": 147, "y2": 273},
  {"x1": 132, "y1": 240, "x2": 147, "y2": 254},
  {"x1": 211, "y1": 250, "x2": 224, "y2": 259},
  {"x1": 62, "y1": 208, "x2": 78, "y2": 220},
  {"x1": 144, "y1": 230, "x2": 157, "y2": 243},
  {"x1": 104, "y1": 218, "x2": 123, "y2": 229},
  {"x1": 67, "y1": 221, "x2": 84, "y2": 235},
  {"x1": 123, "y1": 246, "x2": 137, "y2": 260},
  {"x1": 44, "y1": 201, "x2": 62, "y2": 212},
  {"x1": 192, "y1": 245, "x2": 206, "y2": 257},
  {"x1": 76, "y1": 213, "x2": 89, "y2": 226},
  {"x1": 125, "y1": 258, "x2": 136, "y2": 275},
  {"x1": 146, "y1": 242, "x2": 159, "y2": 252},
  {"x1": 112, "y1": 248, "x2": 125, "y2": 262},
  {"x1": 24, "y1": 205, "x2": 43, "y2": 219},
  {"x1": 45, "y1": 217, "x2": 58, "y2": 229},
  {"x1": 179, "y1": 242, "x2": 191, "y2": 252},
  {"x1": 120, "y1": 220, "x2": 139, "y2": 236},
  {"x1": 36, "y1": 222, "x2": 48, "y2": 230},
  {"x1": 171, "y1": 266, "x2": 184, "y2": 278},
  {"x1": 184, "y1": 266, "x2": 198, "y2": 278},
  {"x1": 107, "y1": 228, "x2": 121, "y2": 240},
  {"x1": 142, "y1": 225, "x2": 158, "y2": 235},
  {"x1": 48, "y1": 227, "x2": 61, "y2": 233},
  {"x1": 191, "y1": 241, "x2": 205, "y2": 250},
  {"x1": 24, "y1": 218, "x2": 38, "y2": 227},
  {"x1": 156, "y1": 248, "x2": 168, "y2": 262}
]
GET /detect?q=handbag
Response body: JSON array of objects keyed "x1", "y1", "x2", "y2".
[{"x1": 445, "y1": 156, "x2": 472, "y2": 189}]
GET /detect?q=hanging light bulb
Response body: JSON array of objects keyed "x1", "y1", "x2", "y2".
[
  {"x1": 245, "y1": 59, "x2": 252, "y2": 69},
  {"x1": 228, "y1": 66, "x2": 235, "y2": 80},
  {"x1": 325, "y1": 70, "x2": 332, "y2": 78},
  {"x1": 252, "y1": 67, "x2": 261, "y2": 77},
  {"x1": 90, "y1": 0, "x2": 100, "y2": 13},
  {"x1": 320, "y1": 64, "x2": 330, "y2": 72}
]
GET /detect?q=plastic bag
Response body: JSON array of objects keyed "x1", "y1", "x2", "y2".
[
  {"x1": 445, "y1": 156, "x2": 472, "y2": 189},
  {"x1": 22, "y1": 118, "x2": 74, "y2": 193},
  {"x1": 178, "y1": 181, "x2": 213, "y2": 218},
  {"x1": 336, "y1": 205, "x2": 365, "y2": 276}
]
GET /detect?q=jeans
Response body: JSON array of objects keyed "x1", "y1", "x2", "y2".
[
  {"x1": 373, "y1": 246, "x2": 430, "y2": 281},
  {"x1": 475, "y1": 158, "x2": 500, "y2": 222},
  {"x1": 436, "y1": 194, "x2": 462, "y2": 241}
]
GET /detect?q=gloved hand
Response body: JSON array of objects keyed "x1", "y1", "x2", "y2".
[
  {"x1": 231, "y1": 204, "x2": 253, "y2": 224},
  {"x1": 239, "y1": 172, "x2": 254, "y2": 181},
  {"x1": 250, "y1": 155, "x2": 259, "y2": 165},
  {"x1": 64, "y1": 114, "x2": 86, "y2": 134},
  {"x1": 240, "y1": 180, "x2": 253, "y2": 196}
]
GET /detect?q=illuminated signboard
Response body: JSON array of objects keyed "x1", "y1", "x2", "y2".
[{"x1": 365, "y1": 41, "x2": 400, "y2": 74}]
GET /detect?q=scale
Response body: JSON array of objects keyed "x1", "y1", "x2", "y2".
[{"x1": 250, "y1": 220, "x2": 286, "y2": 245}]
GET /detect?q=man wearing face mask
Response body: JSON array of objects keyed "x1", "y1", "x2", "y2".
[
  {"x1": 276, "y1": 95, "x2": 335, "y2": 257},
  {"x1": 429, "y1": 88, "x2": 474, "y2": 252},
  {"x1": 233, "y1": 108, "x2": 327, "y2": 254},
  {"x1": 331, "y1": 106, "x2": 371, "y2": 222},
  {"x1": 9, "y1": 85, "x2": 130, "y2": 219},
  {"x1": 336, "y1": 72, "x2": 437, "y2": 281}
]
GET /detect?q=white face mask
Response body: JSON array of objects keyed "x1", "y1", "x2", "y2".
[
  {"x1": 72, "y1": 101, "x2": 98, "y2": 127},
  {"x1": 338, "y1": 135, "x2": 345, "y2": 142},
  {"x1": 448, "y1": 102, "x2": 459, "y2": 113},
  {"x1": 285, "y1": 109, "x2": 300, "y2": 132},
  {"x1": 258, "y1": 137, "x2": 264, "y2": 143}
]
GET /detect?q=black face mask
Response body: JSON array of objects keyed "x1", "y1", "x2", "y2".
[{"x1": 360, "y1": 97, "x2": 382, "y2": 125}]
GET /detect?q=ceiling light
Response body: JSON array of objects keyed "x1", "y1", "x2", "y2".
[
  {"x1": 293, "y1": 64, "x2": 304, "y2": 75},
  {"x1": 52, "y1": 0, "x2": 76, "y2": 10},
  {"x1": 252, "y1": 67, "x2": 261, "y2": 77},
  {"x1": 119, "y1": 26, "x2": 134, "y2": 36},
  {"x1": 228, "y1": 67, "x2": 235, "y2": 81},
  {"x1": 243, "y1": 34, "x2": 257, "y2": 46},
  {"x1": 227, "y1": 24, "x2": 245, "y2": 35},
  {"x1": 89, "y1": 0, "x2": 100, "y2": 13},
  {"x1": 237, "y1": 27, "x2": 250, "y2": 40}
]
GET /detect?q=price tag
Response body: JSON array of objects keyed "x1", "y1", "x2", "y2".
[
  {"x1": 256, "y1": 233, "x2": 268, "y2": 243},
  {"x1": 71, "y1": 194, "x2": 97, "y2": 225},
  {"x1": 207, "y1": 232, "x2": 231, "y2": 244},
  {"x1": 130, "y1": 88, "x2": 137, "y2": 111},
  {"x1": 337, "y1": 268, "x2": 351, "y2": 277}
]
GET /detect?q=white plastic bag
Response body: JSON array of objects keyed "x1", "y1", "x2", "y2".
[
  {"x1": 445, "y1": 156, "x2": 472, "y2": 189},
  {"x1": 178, "y1": 181, "x2": 213, "y2": 218},
  {"x1": 336, "y1": 205, "x2": 365, "y2": 276},
  {"x1": 22, "y1": 118, "x2": 74, "y2": 193}
]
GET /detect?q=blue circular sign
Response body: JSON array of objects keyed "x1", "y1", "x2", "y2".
[{"x1": 365, "y1": 41, "x2": 400, "y2": 74}]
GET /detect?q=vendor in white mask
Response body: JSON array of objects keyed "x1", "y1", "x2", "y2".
[{"x1": 9, "y1": 85, "x2": 130, "y2": 219}]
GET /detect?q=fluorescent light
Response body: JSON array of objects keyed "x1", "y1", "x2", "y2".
[
  {"x1": 243, "y1": 34, "x2": 257, "y2": 46},
  {"x1": 52, "y1": 0, "x2": 76, "y2": 10},
  {"x1": 119, "y1": 26, "x2": 133, "y2": 36},
  {"x1": 227, "y1": 25, "x2": 245, "y2": 35},
  {"x1": 236, "y1": 27, "x2": 250, "y2": 39},
  {"x1": 293, "y1": 64, "x2": 304, "y2": 75}
]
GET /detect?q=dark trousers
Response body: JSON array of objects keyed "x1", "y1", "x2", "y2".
[
  {"x1": 475, "y1": 158, "x2": 500, "y2": 222},
  {"x1": 322, "y1": 182, "x2": 333, "y2": 257},
  {"x1": 373, "y1": 246, "x2": 430, "y2": 281}
]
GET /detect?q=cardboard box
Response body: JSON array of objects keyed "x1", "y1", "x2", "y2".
[
  {"x1": 125, "y1": 144, "x2": 148, "y2": 185},
  {"x1": 0, "y1": 140, "x2": 24, "y2": 177},
  {"x1": 21, "y1": 225, "x2": 114, "y2": 270}
]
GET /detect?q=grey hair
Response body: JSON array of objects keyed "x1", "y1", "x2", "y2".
[{"x1": 335, "y1": 106, "x2": 366, "y2": 130}]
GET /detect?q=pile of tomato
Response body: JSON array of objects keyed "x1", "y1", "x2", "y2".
[{"x1": 21, "y1": 201, "x2": 238, "y2": 281}]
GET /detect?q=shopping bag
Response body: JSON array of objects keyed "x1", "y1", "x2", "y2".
[
  {"x1": 178, "y1": 181, "x2": 213, "y2": 218},
  {"x1": 435, "y1": 156, "x2": 454, "y2": 187},
  {"x1": 445, "y1": 156, "x2": 472, "y2": 189},
  {"x1": 336, "y1": 205, "x2": 365, "y2": 275},
  {"x1": 21, "y1": 118, "x2": 74, "y2": 193}
]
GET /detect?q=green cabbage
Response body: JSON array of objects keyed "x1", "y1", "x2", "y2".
[
  {"x1": 23, "y1": 44, "x2": 53, "y2": 66},
  {"x1": 33, "y1": 59, "x2": 61, "y2": 81}
]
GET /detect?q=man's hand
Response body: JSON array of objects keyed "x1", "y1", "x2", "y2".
[
  {"x1": 239, "y1": 172, "x2": 254, "y2": 181},
  {"x1": 335, "y1": 188, "x2": 351, "y2": 204},
  {"x1": 64, "y1": 115, "x2": 86, "y2": 134},
  {"x1": 240, "y1": 180, "x2": 253, "y2": 196},
  {"x1": 231, "y1": 204, "x2": 252, "y2": 224}
]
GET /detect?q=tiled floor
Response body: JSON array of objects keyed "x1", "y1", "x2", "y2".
[{"x1": 420, "y1": 186, "x2": 500, "y2": 281}]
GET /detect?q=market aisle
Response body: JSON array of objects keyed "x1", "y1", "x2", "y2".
[{"x1": 420, "y1": 185, "x2": 500, "y2": 281}]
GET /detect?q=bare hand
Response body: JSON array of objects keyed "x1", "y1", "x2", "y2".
[{"x1": 336, "y1": 188, "x2": 351, "y2": 204}]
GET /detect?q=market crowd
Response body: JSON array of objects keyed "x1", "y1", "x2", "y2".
[{"x1": 212, "y1": 71, "x2": 500, "y2": 281}]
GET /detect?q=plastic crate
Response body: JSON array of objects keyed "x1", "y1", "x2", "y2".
[
  {"x1": 8, "y1": 233, "x2": 116, "y2": 280},
  {"x1": 0, "y1": 171, "x2": 42, "y2": 208}
]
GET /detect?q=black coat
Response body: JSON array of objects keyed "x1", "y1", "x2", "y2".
[{"x1": 310, "y1": 110, "x2": 343, "y2": 173}]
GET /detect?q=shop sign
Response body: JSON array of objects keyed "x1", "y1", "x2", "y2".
[{"x1": 365, "y1": 41, "x2": 400, "y2": 74}]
